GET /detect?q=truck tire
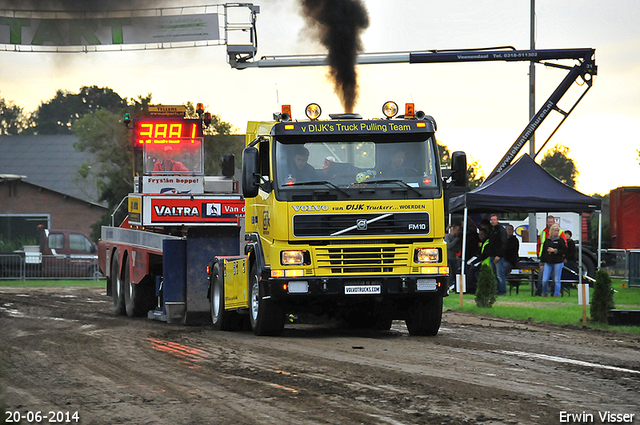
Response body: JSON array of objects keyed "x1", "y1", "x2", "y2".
[
  {"x1": 123, "y1": 255, "x2": 146, "y2": 317},
  {"x1": 249, "y1": 262, "x2": 285, "y2": 336},
  {"x1": 111, "y1": 254, "x2": 126, "y2": 316},
  {"x1": 405, "y1": 296, "x2": 443, "y2": 336},
  {"x1": 210, "y1": 262, "x2": 241, "y2": 331}
]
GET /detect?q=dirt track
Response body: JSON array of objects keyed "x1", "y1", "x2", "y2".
[{"x1": 1, "y1": 286, "x2": 639, "y2": 425}]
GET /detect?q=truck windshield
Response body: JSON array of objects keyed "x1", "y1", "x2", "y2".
[
  {"x1": 274, "y1": 136, "x2": 440, "y2": 196},
  {"x1": 143, "y1": 138, "x2": 204, "y2": 175}
]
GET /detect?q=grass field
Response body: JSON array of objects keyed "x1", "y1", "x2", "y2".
[
  {"x1": 1, "y1": 278, "x2": 638, "y2": 335},
  {"x1": 0, "y1": 279, "x2": 104, "y2": 288},
  {"x1": 444, "y1": 278, "x2": 640, "y2": 335}
]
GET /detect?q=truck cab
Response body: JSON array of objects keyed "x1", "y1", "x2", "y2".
[{"x1": 231, "y1": 102, "x2": 467, "y2": 335}]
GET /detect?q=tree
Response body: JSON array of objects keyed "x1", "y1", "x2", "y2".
[
  {"x1": 590, "y1": 269, "x2": 614, "y2": 323},
  {"x1": 0, "y1": 96, "x2": 33, "y2": 134},
  {"x1": 33, "y1": 86, "x2": 127, "y2": 134},
  {"x1": 466, "y1": 157, "x2": 485, "y2": 190},
  {"x1": 73, "y1": 94, "x2": 152, "y2": 240},
  {"x1": 184, "y1": 102, "x2": 243, "y2": 176},
  {"x1": 438, "y1": 139, "x2": 484, "y2": 188},
  {"x1": 540, "y1": 144, "x2": 578, "y2": 187},
  {"x1": 475, "y1": 263, "x2": 496, "y2": 308},
  {"x1": 437, "y1": 140, "x2": 451, "y2": 167}
]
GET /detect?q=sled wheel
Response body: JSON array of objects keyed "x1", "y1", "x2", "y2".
[{"x1": 111, "y1": 253, "x2": 125, "y2": 316}]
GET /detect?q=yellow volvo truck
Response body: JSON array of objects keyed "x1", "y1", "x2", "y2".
[{"x1": 208, "y1": 102, "x2": 467, "y2": 336}]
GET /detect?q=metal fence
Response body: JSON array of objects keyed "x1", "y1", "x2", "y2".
[
  {"x1": 0, "y1": 253, "x2": 103, "y2": 280},
  {"x1": 602, "y1": 249, "x2": 629, "y2": 279},
  {"x1": 629, "y1": 250, "x2": 640, "y2": 287},
  {"x1": 0, "y1": 250, "x2": 636, "y2": 282}
]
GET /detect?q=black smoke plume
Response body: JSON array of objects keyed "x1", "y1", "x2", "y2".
[{"x1": 300, "y1": 0, "x2": 369, "y2": 113}]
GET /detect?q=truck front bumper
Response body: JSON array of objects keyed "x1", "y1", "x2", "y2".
[{"x1": 262, "y1": 274, "x2": 450, "y2": 300}]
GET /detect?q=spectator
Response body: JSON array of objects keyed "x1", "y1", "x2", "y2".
[
  {"x1": 478, "y1": 227, "x2": 490, "y2": 266},
  {"x1": 564, "y1": 229, "x2": 578, "y2": 280},
  {"x1": 464, "y1": 220, "x2": 480, "y2": 265},
  {"x1": 535, "y1": 215, "x2": 567, "y2": 295},
  {"x1": 480, "y1": 218, "x2": 491, "y2": 236},
  {"x1": 466, "y1": 226, "x2": 488, "y2": 293},
  {"x1": 541, "y1": 224, "x2": 567, "y2": 297},
  {"x1": 488, "y1": 214, "x2": 508, "y2": 296},
  {"x1": 504, "y1": 224, "x2": 520, "y2": 276},
  {"x1": 445, "y1": 223, "x2": 462, "y2": 276},
  {"x1": 537, "y1": 215, "x2": 567, "y2": 257}
]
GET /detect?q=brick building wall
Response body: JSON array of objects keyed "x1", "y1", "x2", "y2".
[{"x1": 1, "y1": 179, "x2": 106, "y2": 240}]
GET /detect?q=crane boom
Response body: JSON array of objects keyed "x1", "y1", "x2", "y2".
[
  {"x1": 230, "y1": 45, "x2": 596, "y2": 179},
  {"x1": 229, "y1": 47, "x2": 594, "y2": 68}
]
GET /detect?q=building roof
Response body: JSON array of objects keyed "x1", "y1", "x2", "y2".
[{"x1": 0, "y1": 135, "x2": 104, "y2": 206}]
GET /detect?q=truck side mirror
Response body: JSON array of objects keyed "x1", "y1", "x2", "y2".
[
  {"x1": 450, "y1": 151, "x2": 467, "y2": 187},
  {"x1": 242, "y1": 146, "x2": 260, "y2": 198}
]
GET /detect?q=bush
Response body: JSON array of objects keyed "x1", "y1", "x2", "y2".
[
  {"x1": 590, "y1": 269, "x2": 614, "y2": 323},
  {"x1": 475, "y1": 263, "x2": 497, "y2": 308},
  {"x1": 0, "y1": 235, "x2": 37, "y2": 252}
]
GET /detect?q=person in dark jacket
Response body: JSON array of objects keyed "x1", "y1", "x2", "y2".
[
  {"x1": 541, "y1": 224, "x2": 567, "y2": 297},
  {"x1": 488, "y1": 214, "x2": 508, "y2": 296},
  {"x1": 288, "y1": 146, "x2": 316, "y2": 182},
  {"x1": 504, "y1": 224, "x2": 520, "y2": 275},
  {"x1": 444, "y1": 223, "x2": 462, "y2": 276},
  {"x1": 564, "y1": 230, "x2": 578, "y2": 276},
  {"x1": 465, "y1": 226, "x2": 488, "y2": 294}
]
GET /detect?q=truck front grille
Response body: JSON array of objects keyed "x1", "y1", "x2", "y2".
[
  {"x1": 293, "y1": 212, "x2": 430, "y2": 238},
  {"x1": 315, "y1": 245, "x2": 411, "y2": 274}
]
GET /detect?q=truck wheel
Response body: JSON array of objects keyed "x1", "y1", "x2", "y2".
[
  {"x1": 111, "y1": 254, "x2": 125, "y2": 316},
  {"x1": 249, "y1": 262, "x2": 284, "y2": 336},
  {"x1": 123, "y1": 255, "x2": 146, "y2": 317},
  {"x1": 210, "y1": 262, "x2": 241, "y2": 331},
  {"x1": 405, "y1": 296, "x2": 443, "y2": 336}
]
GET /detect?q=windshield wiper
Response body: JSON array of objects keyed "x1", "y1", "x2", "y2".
[
  {"x1": 363, "y1": 179, "x2": 423, "y2": 197},
  {"x1": 287, "y1": 180, "x2": 350, "y2": 197}
]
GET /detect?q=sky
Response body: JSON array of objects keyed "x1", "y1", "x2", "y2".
[{"x1": 1, "y1": 0, "x2": 639, "y2": 196}]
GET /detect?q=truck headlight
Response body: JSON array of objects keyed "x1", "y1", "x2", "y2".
[
  {"x1": 415, "y1": 248, "x2": 440, "y2": 263},
  {"x1": 281, "y1": 250, "x2": 306, "y2": 266}
]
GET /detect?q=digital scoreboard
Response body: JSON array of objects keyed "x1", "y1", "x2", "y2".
[{"x1": 133, "y1": 118, "x2": 205, "y2": 176}]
